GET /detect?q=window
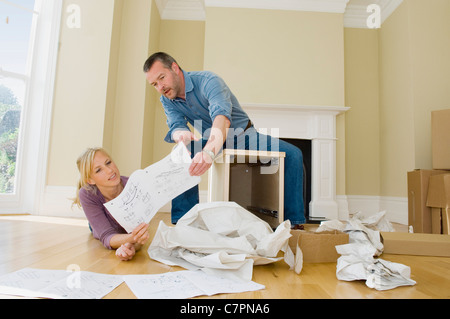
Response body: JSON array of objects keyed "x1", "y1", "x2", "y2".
[
  {"x1": 0, "y1": 0, "x2": 61, "y2": 213},
  {"x1": 0, "y1": 0, "x2": 36, "y2": 195}
]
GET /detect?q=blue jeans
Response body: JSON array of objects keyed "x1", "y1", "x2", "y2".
[{"x1": 170, "y1": 127, "x2": 305, "y2": 225}]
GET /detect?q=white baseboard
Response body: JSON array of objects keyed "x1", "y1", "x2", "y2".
[
  {"x1": 379, "y1": 196, "x2": 408, "y2": 225},
  {"x1": 39, "y1": 186, "x2": 85, "y2": 218},
  {"x1": 336, "y1": 195, "x2": 350, "y2": 220},
  {"x1": 342, "y1": 195, "x2": 408, "y2": 225}
]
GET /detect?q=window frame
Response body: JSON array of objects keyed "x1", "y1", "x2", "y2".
[{"x1": 0, "y1": 0, "x2": 62, "y2": 214}]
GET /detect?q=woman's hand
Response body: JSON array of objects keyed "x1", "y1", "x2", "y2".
[
  {"x1": 115, "y1": 242, "x2": 136, "y2": 261},
  {"x1": 131, "y1": 222, "x2": 150, "y2": 245},
  {"x1": 109, "y1": 223, "x2": 149, "y2": 260}
]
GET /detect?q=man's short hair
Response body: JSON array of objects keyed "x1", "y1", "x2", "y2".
[{"x1": 143, "y1": 52, "x2": 180, "y2": 73}]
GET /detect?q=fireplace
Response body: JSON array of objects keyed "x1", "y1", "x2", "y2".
[{"x1": 242, "y1": 103, "x2": 350, "y2": 221}]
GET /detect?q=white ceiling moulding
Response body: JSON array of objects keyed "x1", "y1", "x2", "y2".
[
  {"x1": 155, "y1": 0, "x2": 206, "y2": 21},
  {"x1": 155, "y1": 0, "x2": 403, "y2": 28},
  {"x1": 204, "y1": 0, "x2": 350, "y2": 13},
  {"x1": 155, "y1": 0, "x2": 350, "y2": 21},
  {"x1": 344, "y1": 0, "x2": 403, "y2": 28}
]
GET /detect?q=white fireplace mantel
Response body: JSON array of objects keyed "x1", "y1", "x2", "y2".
[{"x1": 242, "y1": 103, "x2": 350, "y2": 220}]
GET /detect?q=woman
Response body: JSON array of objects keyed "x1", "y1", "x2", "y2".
[{"x1": 73, "y1": 147, "x2": 149, "y2": 261}]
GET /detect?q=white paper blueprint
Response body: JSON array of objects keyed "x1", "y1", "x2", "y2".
[
  {"x1": 123, "y1": 270, "x2": 265, "y2": 299},
  {"x1": 0, "y1": 268, "x2": 123, "y2": 299},
  {"x1": 104, "y1": 142, "x2": 201, "y2": 233}
]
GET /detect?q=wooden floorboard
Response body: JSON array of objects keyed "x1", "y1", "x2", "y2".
[{"x1": 0, "y1": 213, "x2": 449, "y2": 299}]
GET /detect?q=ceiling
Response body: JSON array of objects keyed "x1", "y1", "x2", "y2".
[{"x1": 154, "y1": 0, "x2": 403, "y2": 28}]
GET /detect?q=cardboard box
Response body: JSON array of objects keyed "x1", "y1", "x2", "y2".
[
  {"x1": 381, "y1": 232, "x2": 450, "y2": 257},
  {"x1": 432, "y1": 109, "x2": 450, "y2": 170},
  {"x1": 289, "y1": 230, "x2": 349, "y2": 263},
  {"x1": 407, "y1": 169, "x2": 448, "y2": 233},
  {"x1": 426, "y1": 174, "x2": 450, "y2": 234}
]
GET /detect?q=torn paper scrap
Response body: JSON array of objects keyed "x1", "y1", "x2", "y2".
[
  {"x1": 294, "y1": 244, "x2": 303, "y2": 274},
  {"x1": 148, "y1": 201, "x2": 294, "y2": 282},
  {"x1": 104, "y1": 142, "x2": 201, "y2": 233}
]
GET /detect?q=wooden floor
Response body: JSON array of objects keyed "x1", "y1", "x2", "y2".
[{"x1": 0, "y1": 212, "x2": 449, "y2": 299}]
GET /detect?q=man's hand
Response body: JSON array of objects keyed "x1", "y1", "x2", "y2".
[
  {"x1": 173, "y1": 130, "x2": 199, "y2": 145},
  {"x1": 189, "y1": 151, "x2": 213, "y2": 176}
]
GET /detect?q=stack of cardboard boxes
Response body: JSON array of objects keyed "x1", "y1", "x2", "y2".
[
  {"x1": 287, "y1": 110, "x2": 450, "y2": 261},
  {"x1": 383, "y1": 109, "x2": 450, "y2": 258},
  {"x1": 407, "y1": 109, "x2": 450, "y2": 235}
]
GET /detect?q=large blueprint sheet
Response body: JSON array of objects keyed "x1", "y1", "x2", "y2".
[{"x1": 104, "y1": 143, "x2": 201, "y2": 233}]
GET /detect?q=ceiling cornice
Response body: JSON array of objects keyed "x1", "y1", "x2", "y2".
[
  {"x1": 155, "y1": 0, "x2": 206, "y2": 20},
  {"x1": 155, "y1": 0, "x2": 403, "y2": 28},
  {"x1": 344, "y1": 0, "x2": 403, "y2": 28},
  {"x1": 205, "y1": 0, "x2": 350, "y2": 13}
]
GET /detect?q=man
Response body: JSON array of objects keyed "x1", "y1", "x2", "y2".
[{"x1": 143, "y1": 52, "x2": 305, "y2": 228}]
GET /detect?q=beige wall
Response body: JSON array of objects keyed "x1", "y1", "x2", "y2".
[
  {"x1": 344, "y1": 28, "x2": 380, "y2": 196},
  {"x1": 204, "y1": 7, "x2": 345, "y2": 106},
  {"x1": 102, "y1": 0, "x2": 123, "y2": 154},
  {"x1": 408, "y1": 0, "x2": 450, "y2": 169},
  {"x1": 379, "y1": 2, "x2": 416, "y2": 197},
  {"x1": 47, "y1": 0, "x2": 116, "y2": 186},
  {"x1": 203, "y1": 7, "x2": 347, "y2": 195},
  {"x1": 343, "y1": 0, "x2": 450, "y2": 198},
  {"x1": 153, "y1": 19, "x2": 206, "y2": 189},
  {"x1": 140, "y1": 0, "x2": 161, "y2": 169},
  {"x1": 108, "y1": 0, "x2": 154, "y2": 176},
  {"x1": 378, "y1": 0, "x2": 450, "y2": 197},
  {"x1": 153, "y1": 19, "x2": 205, "y2": 163},
  {"x1": 48, "y1": 0, "x2": 160, "y2": 184}
]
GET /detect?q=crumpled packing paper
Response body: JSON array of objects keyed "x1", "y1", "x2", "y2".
[
  {"x1": 349, "y1": 210, "x2": 395, "y2": 233},
  {"x1": 320, "y1": 211, "x2": 416, "y2": 290},
  {"x1": 317, "y1": 211, "x2": 392, "y2": 256},
  {"x1": 148, "y1": 202, "x2": 297, "y2": 282},
  {"x1": 336, "y1": 243, "x2": 416, "y2": 291},
  {"x1": 366, "y1": 259, "x2": 416, "y2": 290}
]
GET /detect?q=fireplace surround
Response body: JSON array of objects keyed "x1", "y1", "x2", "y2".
[{"x1": 242, "y1": 103, "x2": 350, "y2": 221}]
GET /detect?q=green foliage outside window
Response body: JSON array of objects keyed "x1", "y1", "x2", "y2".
[{"x1": 0, "y1": 85, "x2": 21, "y2": 194}]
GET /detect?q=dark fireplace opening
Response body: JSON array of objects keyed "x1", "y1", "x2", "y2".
[{"x1": 280, "y1": 138, "x2": 314, "y2": 224}]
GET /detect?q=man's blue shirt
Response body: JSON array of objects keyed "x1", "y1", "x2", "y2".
[{"x1": 160, "y1": 70, "x2": 250, "y2": 143}]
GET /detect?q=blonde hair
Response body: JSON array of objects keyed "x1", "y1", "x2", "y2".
[{"x1": 72, "y1": 147, "x2": 111, "y2": 208}]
